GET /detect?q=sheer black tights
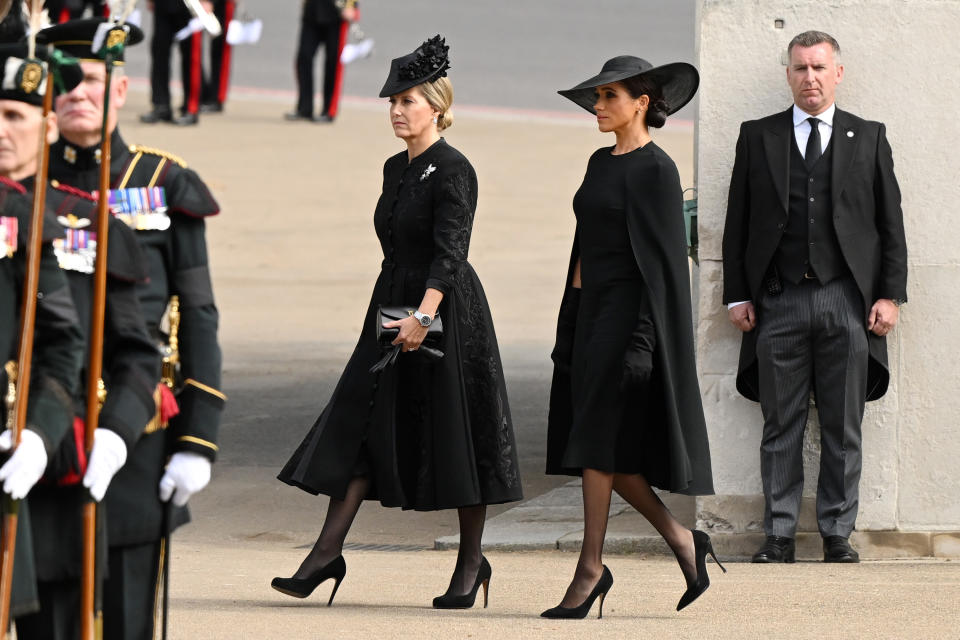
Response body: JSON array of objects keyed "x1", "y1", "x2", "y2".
[{"x1": 293, "y1": 477, "x2": 487, "y2": 596}]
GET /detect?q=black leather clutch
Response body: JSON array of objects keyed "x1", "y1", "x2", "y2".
[{"x1": 370, "y1": 306, "x2": 444, "y2": 373}]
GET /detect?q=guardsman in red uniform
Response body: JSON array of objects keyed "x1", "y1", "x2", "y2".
[
  {"x1": 140, "y1": 0, "x2": 210, "y2": 126},
  {"x1": 201, "y1": 0, "x2": 235, "y2": 113},
  {"x1": 285, "y1": 0, "x2": 357, "y2": 122}
]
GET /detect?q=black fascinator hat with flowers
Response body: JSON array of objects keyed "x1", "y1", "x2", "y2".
[{"x1": 378, "y1": 35, "x2": 450, "y2": 98}]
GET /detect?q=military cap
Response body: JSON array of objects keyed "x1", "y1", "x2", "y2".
[
  {"x1": 36, "y1": 17, "x2": 144, "y2": 64},
  {"x1": 0, "y1": 43, "x2": 82, "y2": 106}
]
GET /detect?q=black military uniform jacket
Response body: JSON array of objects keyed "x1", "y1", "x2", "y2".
[
  {"x1": 49, "y1": 130, "x2": 223, "y2": 545},
  {"x1": 0, "y1": 178, "x2": 82, "y2": 455},
  {"x1": 21, "y1": 176, "x2": 160, "y2": 580},
  {"x1": 1, "y1": 178, "x2": 84, "y2": 615}
]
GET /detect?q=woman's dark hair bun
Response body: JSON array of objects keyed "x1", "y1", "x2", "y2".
[
  {"x1": 622, "y1": 74, "x2": 670, "y2": 128},
  {"x1": 646, "y1": 97, "x2": 669, "y2": 129}
]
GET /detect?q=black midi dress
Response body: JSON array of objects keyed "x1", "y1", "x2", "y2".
[
  {"x1": 278, "y1": 139, "x2": 523, "y2": 511},
  {"x1": 546, "y1": 143, "x2": 714, "y2": 495},
  {"x1": 565, "y1": 148, "x2": 653, "y2": 473}
]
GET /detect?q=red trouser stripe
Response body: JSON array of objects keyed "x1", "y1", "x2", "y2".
[
  {"x1": 327, "y1": 19, "x2": 350, "y2": 118},
  {"x1": 218, "y1": 0, "x2": 236, "y2": 103},
  {"x1": 188, "y1": 30, "x2": 203, "y2": 114}
]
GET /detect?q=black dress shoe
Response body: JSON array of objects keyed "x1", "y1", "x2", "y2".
[
  {"x1": 316, "y1": 113, "x2": 335, "y2": 123},
  {"x1": 284, "y1": 111, "x2": 314, "y2": 121},
  {"x1": 174, "y1": 112, "x2": 199, "y2": 126},
  {"x1": 752, "y1": 535, "x2": 796, "y2": 563},
  {"x1": 823, "y1": 536, "x2": 859, "y2": 563},
  {"x1": 140, "y1": 107, "x2": 173, "y2": 124},
  {"x1": 200, "y1": 101, "x2": 223, "y2": 114}
]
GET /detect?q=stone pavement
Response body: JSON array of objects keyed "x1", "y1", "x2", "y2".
[
  {"x1": 110, "y1": 87, "x2": 960, "y2": 637},
  {"x1": 169, "y1": 543, "x2": 960, "y2": 640}
]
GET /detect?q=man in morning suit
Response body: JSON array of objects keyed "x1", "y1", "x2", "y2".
[{"x1": 722, "y1": 31, "x2": 907, "y2": 563}]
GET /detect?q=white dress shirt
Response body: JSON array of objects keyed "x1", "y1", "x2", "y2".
[
  {"x1": 727, "y1": 102, "x2": 837, "y2": 310},
  {"x1": 793, "y1": 102, "x2": 835, "y2": 158}
]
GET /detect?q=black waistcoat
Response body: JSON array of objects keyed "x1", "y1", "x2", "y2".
[{"x1": 775, "y1": 136, "x2": 847, "y2": 284}]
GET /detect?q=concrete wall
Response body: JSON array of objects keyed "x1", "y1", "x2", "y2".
[{"x1": 694, "y1": 0, "x2": 960, "y2": 553}]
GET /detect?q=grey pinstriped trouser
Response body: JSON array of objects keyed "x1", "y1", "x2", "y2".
[{"x1": 756, "y1": 275, "x2": 869, "y2": 538}]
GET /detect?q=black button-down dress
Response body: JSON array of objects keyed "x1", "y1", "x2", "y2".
[{"x1": 279, "y1": 139, "x2": 523, "y2": 511}]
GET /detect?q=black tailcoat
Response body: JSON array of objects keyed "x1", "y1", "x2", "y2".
[{"x1": 722, "y1": 107, "x2": 908, "y2": 401}]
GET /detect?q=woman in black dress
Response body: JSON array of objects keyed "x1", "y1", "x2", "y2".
[
  {"x1": 542, "y1": 56, "x2": 721, "y2": 619},
  {"x1": 272, "y1": 35, "x2": 522, "y2": 609}
]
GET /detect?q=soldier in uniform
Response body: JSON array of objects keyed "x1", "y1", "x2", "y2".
[
  {"x1": 140, "y1": 0, "x2": 212, "y2": 126},
  {"x1": 40, "y1": 17, "x2": 225, "y2": 640},
  {"x1": 201, "y1": 0, "x2": 235, "y2": 113},
  {"x1": 0, "y1": 39, "x2": 161, "y2": 638},
  {"x1": 0, "y1": 68, "x2": 84, "y2": 623},
  {"x1": 286, "y1": 0, "x2": 358, "y2": 122}
]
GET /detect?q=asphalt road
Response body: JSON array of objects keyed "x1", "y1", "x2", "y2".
[{"x1": 124, "y1": 0, "x2": 698, "y2": 117}]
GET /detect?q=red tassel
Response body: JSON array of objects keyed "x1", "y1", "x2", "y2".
[{"x1": 159, "y1": 384, "x2": 181, "y2": 423}]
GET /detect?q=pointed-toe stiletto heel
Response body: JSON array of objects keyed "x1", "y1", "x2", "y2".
[
  {"x1": 433, "y1": 556, "x2": 492, "y2": 609},
  {"x1": 676, "y1": 530, "x2": 726, "y2": 611},
  {"x1": 540, "y1": 565, "x2": 614, "y2": 619},
  {"x1": 271, "y1": 555, "x2": 347, "y2": 605}
]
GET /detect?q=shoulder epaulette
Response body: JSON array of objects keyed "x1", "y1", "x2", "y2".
[
  {"x1": 50, "y1": 180, "x2": 97, "y2": 202},
  {"x1": 129, "y1": 144, "x2": 188, "y2": 169}
]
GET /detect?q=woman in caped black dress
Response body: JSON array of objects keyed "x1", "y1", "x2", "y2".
[
  {"x1": 272, "y1": 35, "x2": 522, "y2": 609},
  {"x1": 541, "y1": 56, "x2": 722, "y2": 620}
]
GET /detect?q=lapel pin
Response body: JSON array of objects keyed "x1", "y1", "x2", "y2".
[{"x1": 846, "y1": 130, "x2": 854, "y2": 137}]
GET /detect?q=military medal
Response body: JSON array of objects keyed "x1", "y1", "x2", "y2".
[
  {"x1": 109, "y1": 186, "x2": 171, "y2": 231},
  {"x1": 53, "y1": 215, "x2": 97, "y2": 273},
  {"x1": 0, "y1": 217, "x2": 17, "y2": 259}
]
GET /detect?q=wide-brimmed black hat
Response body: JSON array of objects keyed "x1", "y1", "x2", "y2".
[
  {"x1": 378, "y1": 35, "x2": 450, "y2": 98},
  {"x1": 0, "y1": 43, "x2": 83, "y2": 106},
  {"x1": 36, "y1": 18, "x2": 144, "y2": 64},
  {"x1": 558, "y1": 56, "x2": 699, "y2": 116}
]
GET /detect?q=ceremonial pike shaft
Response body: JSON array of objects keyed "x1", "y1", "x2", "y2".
[{"x1": 0, "y1": 55, "x2": 55, "y2": 638}]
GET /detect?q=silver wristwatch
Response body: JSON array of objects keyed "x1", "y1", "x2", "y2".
[{"x1": 413, "y1": 310, "x2": 434, "y2": 327}]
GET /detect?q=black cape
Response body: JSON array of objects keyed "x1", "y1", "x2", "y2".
[{"x1": 546, "y1": 143, "x2": 714, "y2": 496}]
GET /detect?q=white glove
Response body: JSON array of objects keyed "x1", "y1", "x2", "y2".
[
  {"x1": 0, "y1": 429, "x2": 48, "y2": 500},
  {"x1": 82, "y1": 428, "x2": 128, "y2": 502},
  {"x1": 159, "y1": 452, "x2": 211, "y2": 507}
]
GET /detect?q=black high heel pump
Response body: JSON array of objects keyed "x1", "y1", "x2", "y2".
[
  {"x1": 271, "y1": 555, "x2": 347, "y2": 606},
  {"x1": 540, "y1": 565, "x2": 614, "y2": 619},
  {"x1": 676, "y1": 530, "x2": 726, "y2": 611},
  {"x1": 433, "y1": 556, "x2": 492, "y2": 609}
]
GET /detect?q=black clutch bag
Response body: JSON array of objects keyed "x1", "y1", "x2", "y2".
[{"x1": 370, "y1": 306, "x2": 444, "y2": 373}]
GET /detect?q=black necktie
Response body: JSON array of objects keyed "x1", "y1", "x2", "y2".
[{"x1": 805, "y1": 117, "x2": 822, "y2": 169}]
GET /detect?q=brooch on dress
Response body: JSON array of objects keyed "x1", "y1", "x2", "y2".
[{"x1": 420, "y1": 164, "x2": 437, "y2": 182}]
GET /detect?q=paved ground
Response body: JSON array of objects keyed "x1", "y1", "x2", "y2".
[
  {"x1": 108, "y1": 87, "x2": 960, "y2": 639},
  {"x1": 172, "y1": 546, "x2": 960, "y2": 640}
]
